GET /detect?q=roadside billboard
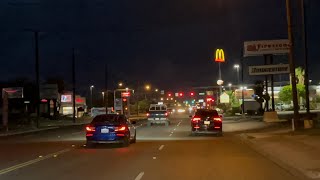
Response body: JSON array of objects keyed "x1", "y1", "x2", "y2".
[
  {"x1": 40, "y1": 84, "x2": 58, "y2": 99},
  {"x1": 2, "y1": 87, "x2": 23, "y2": 98},
  {"x1": 244, "y1": 39, "x2": 290, "y2": 57},
  {"x1": 235, "y1": 89, "x2": 254, "y2": 99},
  {"x1": 61, "y1": 94, "x2": 72, "y2": 102},
  {"x1": 249, "y1": 64, "x2": 290, "y2": 76}
]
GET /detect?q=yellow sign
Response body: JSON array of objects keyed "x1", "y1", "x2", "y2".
[
  {"x1": 215, "y1": 49, "x2": 225, "y2": 62},
  {"x1": 220, "y1": 92, "x2": 229, "y2": 103}
]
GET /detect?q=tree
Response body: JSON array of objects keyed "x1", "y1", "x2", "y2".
[
  {"x1": 279, "y1": 84, "x2": 306, "y2": 104},
  {"x1": 295, "y1": 67, "x2": 305, "y2": 85},
  {"x1": 253, "y1": 80, "x2": 265, "y2": 112}
]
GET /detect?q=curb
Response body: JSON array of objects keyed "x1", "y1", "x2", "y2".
[
  {"x1": 0, "y1": 122, "x2": 89, "y2": 138},
  {"x1": 238, "y1": 133, "x2": 311, "y2": 180},
  {"x1": 0, "y1": 127, "x2": 58, "y2": 137}
]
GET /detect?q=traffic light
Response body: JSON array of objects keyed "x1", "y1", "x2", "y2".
[
  {"x1": 179, "y1": 92, "x2": 183, "y2": 97},
  {"x1": 190, "y1": 92, "x2": 194, "y2": 96},
  {"x1": 123, "y1": 98, "x2": 127, "y2": 102},
  {"x1": 168, "y1": 93, "x2": 172, "y2": 97}
]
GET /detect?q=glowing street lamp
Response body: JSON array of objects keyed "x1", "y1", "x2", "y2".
[
  {"x1": 145, "y1": 85, "x2": 151, "y2": 91},
  {"x1": 234, "y1": 64, "x2": 240, "y2": 85}
]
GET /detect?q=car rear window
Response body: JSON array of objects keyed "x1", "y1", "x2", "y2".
[
  {"x1": 195, "y1": 110, "x2": 218, "y2": 117},
  {"x1": 92, "y1": 114, "x2": 126, "y2": 123}
]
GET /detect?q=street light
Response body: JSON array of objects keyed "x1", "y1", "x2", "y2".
[
  {"x1": 102, "y1": 91, "x2": 105, "y2": 102},
  {"x1": 90, "y1": 85, "x2": 94, "y2": 108},
  {"x1": 145, "y1": 85, "x2": 151, "y2": 90},
  {"x1": 234, "y1": 64, "x2": 240, "y2": 85},
  {"x1": 118, "y1": 82, "x2": 123, "y2": 87},
  {"x1": 155, "y1": 89, "x2": 159, "y2": 92},
  {"x1": 228, "y1": 83, "x2": 232, "y2": 90}
]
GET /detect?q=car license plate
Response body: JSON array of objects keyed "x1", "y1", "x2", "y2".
[
  {"x1": 155, "y1": 118, "x2": 160, "y2": 120},
  {"x1": 101, "y1": 128, "x2": 109, "y2": 133},
  {"x1": 204, "y1": 121, "x2": 210, "y2": 125}
]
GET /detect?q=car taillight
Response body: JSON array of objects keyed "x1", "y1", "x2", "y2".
[
  {"x1": 115, "y1": 126, "x2": 127, "y2": 132},
  {"x1": 192, "y1": 117, "x2": 201, "y2": 122},
  {"x1": 165, "y1": 112, "x2": 168, "y2": 116},
  {"x1": 213, "y1": 117, "x2": 222, "y2": 122},
  {"x1": 86, "y1": 126, "x2": 95, "y2": 132},
  {"x1": 146, "y1": 113, "x2": 150, "y2": 117}
]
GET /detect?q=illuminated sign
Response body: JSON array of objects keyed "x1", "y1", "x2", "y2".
[
  {"x1": 215, "y1": 49, "x2": 225, "y2": 63},
  {"x1": 244, "y1": 39, "x2": 290, "y2": 57},
  {"x1": 121, "y1": 92, "x2": 131, "y2": 97},
  {"x1": 2, "y1": 87, "x2": 23, "y2": 98},
  {"x1": 61, "y1": 94, "x2": 72, "y2": 102}
]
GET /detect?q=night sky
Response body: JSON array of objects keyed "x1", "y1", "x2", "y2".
[{"x1": 1, "y1": 0, "x2": 319, "y2": 94}]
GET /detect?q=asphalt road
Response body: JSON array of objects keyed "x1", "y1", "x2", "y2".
[{"x1": 0, "y1": 114, "x2": 305, "y2": 180}]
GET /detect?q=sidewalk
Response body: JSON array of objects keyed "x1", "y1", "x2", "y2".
[{"x1": 240, "y1": 127, "x2": 320, "y2": 179}]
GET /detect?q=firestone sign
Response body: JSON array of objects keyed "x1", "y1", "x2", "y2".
[
  {"x1": 249, "y1": 64, "x2": 290, "y2": 76},
  {"x1": 243, "y1": 39, "x2": 290, "y2": 57}
]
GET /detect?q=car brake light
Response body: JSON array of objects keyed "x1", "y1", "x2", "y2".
[
  {"x1": 214, "y1": 117, "x2": 222, "y2": 122},
  {"x1": 192, "y1": 117, "x2": 201, "y2": 122},
  {"x1": 115, "y1": 126, "x2": 126, "y2": 132},
  {"x1": 165, "y1": 112, "x2": 168, "y2": 116},
  {"x1": 146, "y1": 113, "x2": 150, "y2": 117},
  {"x1": 86, "y1": 126, "x2": 95, "y2": 132}
]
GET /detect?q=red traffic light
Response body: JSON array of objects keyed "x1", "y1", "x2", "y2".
[
  {"x1": 179, "y1": 92, "x2": 183, "y2": 97},
  {"x1": 168, "y1": 93, "x2": 172, "y2": 97},
  {"x1": 123, "y1": 98, "x2": 127, "y2": 102},
  {"x1": 190, "y1": 92, "x2": 194, "y2": 96}
]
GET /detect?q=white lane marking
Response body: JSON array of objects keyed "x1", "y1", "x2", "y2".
[
  {"x1": 173, "y1": 128, "x2": 176, "y2": 131},
  {"x1": 169, "y1": 134, "x2": 172, "y2": 136},
  {"x1": 153, "y1": 157, "x2": 157, "y2": 160},
  {"x1": 135, "y1": 172, "x2": 145, "y2": 180},
  {"x1": 0, "y1": 148, "x2": 71, "y2": 175},
  {"x1": 159, "y1": 145, "x2": 165, "y2": 151}
]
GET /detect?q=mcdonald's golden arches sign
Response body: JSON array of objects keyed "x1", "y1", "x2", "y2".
[{"x1": 215, "y1": 49, "x2": 225, "y2": 62}]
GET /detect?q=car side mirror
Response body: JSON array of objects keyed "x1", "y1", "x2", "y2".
[{"x1": 131, "y1": 121, "x2": 137, "y2": 125}]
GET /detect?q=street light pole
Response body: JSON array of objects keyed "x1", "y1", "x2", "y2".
[
  {"x1": 234, "y1": 64, "x2": 240, "y2": 85},
  {"x1": 34, "y1": 31, "x2": 40, "y2": 128},
  {"x1": 90, "y1": 85, "x2": 94, "y2": 108},
  {"x1": 301, "y1": 0, "x2": 310, "y2": 117},
  {"x1": 286, "y1": 0, "x2": 300, "y2": 128}
]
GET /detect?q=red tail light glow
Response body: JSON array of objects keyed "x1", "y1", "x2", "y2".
[
  {"x1": 146, "y1": 113, "x2": 150, "y2": 117},
  {"x1": 192, "y1": 117, "x2": 201, "y2": 122},
  {"x1": 86, "y1": 126, "x2": 95, "y2": 132},
  {"x1": 213, "y1": 117, "x2": 222, "y2": 122},
  {"x1": 115, "y1": 126, "x2": 127, "y2": 132},
  {"x1": 165, "y1": 112, "x2": 168, "y2": 116}
]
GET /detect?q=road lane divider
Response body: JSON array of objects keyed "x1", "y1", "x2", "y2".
[
  {"x1": 0, "y1": 148, "x2": 71, "y2": 175},
  {"x1": 159, "y1": 145, "x2": 165, "y2": 151},
  {"x1": 152, "y1": 157, "x2": 157, "y2": 160},
  {"x1": 169, "y1": 134, "x2": 172, "y2": 137},
  {"x1": 134, "y1": 172, "x2": 145, "y2": 180}
]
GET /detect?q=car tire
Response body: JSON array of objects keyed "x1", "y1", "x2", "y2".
[
  {"x1": 131, "y1": 131, "x2": 136, "y2": 144},
  {"x1": 86, "y1": 141, "x2": 95, "y2": 148},
  {"x1": 122, "y1": 134, "x2": 130, "y2": 147}
]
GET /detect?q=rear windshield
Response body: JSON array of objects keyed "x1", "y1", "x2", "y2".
[
  {"x1": 195, "y1": 110, "x2": 218, "y2": 117},
  {"x1": 150, "y1": 106, "x2": 166, "y2": 111},
  {"x1": 92, "y1": 114, "x2": 126, "y2": 123}
]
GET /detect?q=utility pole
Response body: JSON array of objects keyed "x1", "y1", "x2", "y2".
[
  {"x1": 286, "y1": 0, "x2": 300, "y2": 128},
  {"x1": 105, "y1": 64, "x2": 109, "y2": 111},
  {"x1": 34, "y1": 31, "x2": 40, "y2": 128},
  {"x1": 301, "y1": 0, "x2": 310, "y2": 117},
  {"x1": 241, "y1": 57, "x2": 245, "y2": 116},
  {"x1": 72, "y1": 48, "x2": 76, "y2": 123}
]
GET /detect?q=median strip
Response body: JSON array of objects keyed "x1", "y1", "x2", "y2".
[{"x1": 0, "y1": 148, "x2": 71, "y2": 175}]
